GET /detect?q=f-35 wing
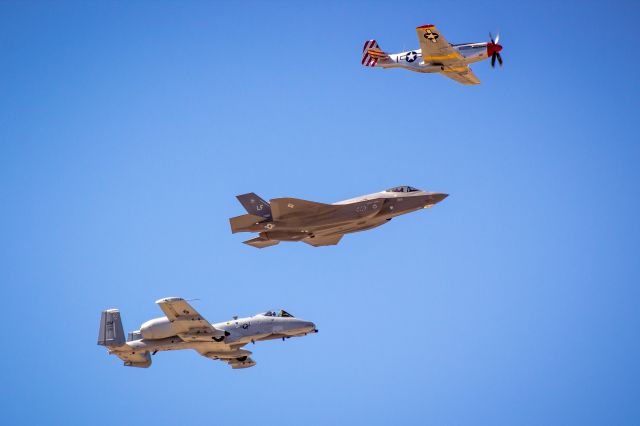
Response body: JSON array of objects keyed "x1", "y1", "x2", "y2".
[
  {"x1": 416, "y1": 24, "x2": 463, "y2": 65},
  {"x1": 441, "y1": 66, "x2": 480, "y2": 85},
  {"x1": 270, "y1": 198, "x2": 338, "y2": 221},
  {"x1": 156, "y1": 297, "x2": 227, "y2": 342},
  {"x1": 303, "y1": 234, "x2": 343, "y2": 247}
]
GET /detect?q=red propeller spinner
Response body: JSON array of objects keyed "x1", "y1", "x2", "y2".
[{"x1": 487, "y1": 33, "x2": 503, "y2": 67}]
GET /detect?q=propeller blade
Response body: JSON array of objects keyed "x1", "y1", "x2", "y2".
[
  {"x1": 497, "y1": 53, "x2": 503, "y2": 66},
  {"x1": 489, "y1": 32, "x2": 495, "y2": 44},
  {"x1": 491, "y1": 53, "x2": 496, "y2": 67},
  {"x1": 494, "y1": 33, "x2": 500, "y2": 44}
]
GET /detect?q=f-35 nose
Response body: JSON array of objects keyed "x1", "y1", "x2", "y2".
[
  {"x1": 425, "y1": 192, "x2": 448, "y2": 207},
  {"x1": 431, "y1": 193, "x2": 448, "y2": 203}
]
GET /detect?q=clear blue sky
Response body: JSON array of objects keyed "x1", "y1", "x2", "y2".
[{"x1": 1, "y1": 1, "x2": 639, "y2": 425}]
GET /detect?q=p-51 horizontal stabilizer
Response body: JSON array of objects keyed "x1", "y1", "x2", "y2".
[{"x1": 243, "y1": 237, "x2": 280, "y2": 249}]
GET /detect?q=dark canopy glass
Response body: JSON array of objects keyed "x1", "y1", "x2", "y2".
[{"x1": 385, "y1": 186, "x2": 420, "y2": 193}]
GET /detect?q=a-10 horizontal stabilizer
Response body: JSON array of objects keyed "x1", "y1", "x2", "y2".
[
  {"x1": 243, "y1": 237, "x2": 280, "y2": 249},
  {"x1": 121, "y1": 351, "x2": 152, "y2": 368},
  {"x1": 229, "y1": 214, "x2": 268, "y2": 234}
]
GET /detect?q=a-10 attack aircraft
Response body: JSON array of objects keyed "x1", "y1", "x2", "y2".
[
  {"x1": 362, "y1": 24, "x2": 504, "y2": 85},
  {"x1": 97, "y1": 297, "x2": 317, "y2": 369},
  {"x1": 229, "y1": 186, "x2": 448, "y2": 248}
]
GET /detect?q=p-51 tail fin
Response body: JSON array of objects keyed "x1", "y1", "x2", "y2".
[
  {"x1": 362, "y1": 40, "x2": 388, "y2": 67},
  {"x1": 236, "y1": 193, "x2": 272, "y2": 219},
  {"x1": 97, "y1": 309, "x2": 125, "y2": 347}
]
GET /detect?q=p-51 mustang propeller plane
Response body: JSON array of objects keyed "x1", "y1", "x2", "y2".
[
  {"x1": 97, "y1": 297, "x2": 317, "y2": 369},
  {"x1": 362, "y1": 24, "x2": 503, "y2": 85}
]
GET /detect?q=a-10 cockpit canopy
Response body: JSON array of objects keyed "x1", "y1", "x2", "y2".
[
  {"x1": 385, "y1": 186, "x2": 421, "y2": 193},
  {"x1": 262, "y1": 310, "x2": 294, "y2": 318}
]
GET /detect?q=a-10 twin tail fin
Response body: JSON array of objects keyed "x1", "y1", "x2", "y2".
[
  {"x1": 97, "y1": 308, "x2": 151, "y2": 368},
  {"x1": 97, "y1": 309, "x2": 125, "y2": 347}
]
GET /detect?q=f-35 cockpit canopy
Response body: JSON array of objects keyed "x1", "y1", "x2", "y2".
[
  {"x1": 262, "y1": 310, "x2": 294, "y2": 318},
  {"x1": 385, "y1": 186, "x2": 421, "y2": 193}
]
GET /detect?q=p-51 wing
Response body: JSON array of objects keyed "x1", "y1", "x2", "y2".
[
  {"x1": 441, "y1": 66, "x2": 480, "y2": 85},
  {"x1": 416, "y1": 24, "x2": 463, "y2": 65},
  {"x1": 156, "y1": 297, "x2": 228, "y2": 342},
  {"x1": 416, "y1": 24, "x2": 480, "y2": 85}
]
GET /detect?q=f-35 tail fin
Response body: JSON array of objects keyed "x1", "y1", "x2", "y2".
[
  {"x1": 236, "y1": 193, "x2": 272, "y2": 219},
  {"x1": 97, "y1": 309, "x2": 125, "y2": 347}
]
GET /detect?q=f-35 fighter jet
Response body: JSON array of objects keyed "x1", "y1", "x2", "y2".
[
  {"x1": 97, "y1": 297, "x2": 317, "y2": 369},
  {"x1": 230, "y1": 186, "x2": 448, "y2": 248}
]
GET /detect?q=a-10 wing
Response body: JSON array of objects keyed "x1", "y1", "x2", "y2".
[{"x1": 156, "y1": 297, "x2": 227, "y2": 342}]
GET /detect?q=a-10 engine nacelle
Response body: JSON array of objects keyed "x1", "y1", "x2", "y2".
[
  {"x1": 138, "y1": 317, "x2": 228, "y2": 341},
  {"x1": 139, "y1": 317, "x2": 179, "y2": 340}
]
